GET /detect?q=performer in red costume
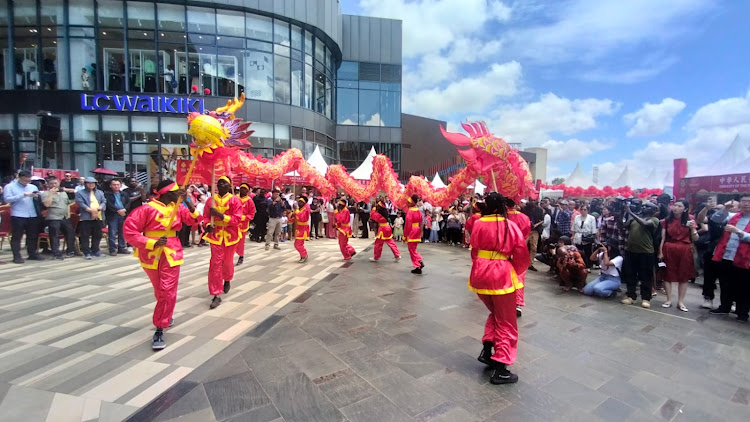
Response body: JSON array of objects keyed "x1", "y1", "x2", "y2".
[
  {"x1": 464, "y1": 200, "x2": 484, "y2": 261},
  {"x1": 369, "y1": 199, "x2": 401, "y2": 262},
  {"x1": 405, "y1": 194, "x2": 424, "y2": 274},
  {"x1": 294, "y1": 195, "x2": 311, "y2": 263},
  {"x1": 505, "y1": 198, "x2": 531, "y2": 317},
  {"x1": 203, "y1": 176, "x2": 242, "y2": 309},
  {"x1": 334, "y1": 199, "x2": 357, "y2": 260},
  {"x1": 124, "y1": 179, "x2": 200, "y2": 350},
  {"x1": 235, "y1": 183, "x2": 256, "y2": 266},
  {"x1": 470, "y1": 192, "x2": 529, "y2": 385}
]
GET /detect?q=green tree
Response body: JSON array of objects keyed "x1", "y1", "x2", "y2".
[{"x1": 550, "y1": 177, "x2": 565, "y2": 185}]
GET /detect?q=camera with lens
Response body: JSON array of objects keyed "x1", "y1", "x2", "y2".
[
  {"x1": 610, "y1": 197, "x2": 626, "y2": 214},
  {"x1": 628, "y1": 198, "x2": 643, "y2": 215}
]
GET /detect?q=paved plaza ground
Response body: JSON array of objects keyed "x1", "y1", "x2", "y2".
[{"x1": 0, "y1": 238, "x2": 749, "y2": 422}]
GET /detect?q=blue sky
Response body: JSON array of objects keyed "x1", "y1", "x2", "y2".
[{"x1": 342, "y1": 0, "x2": 750, "y2": 187}]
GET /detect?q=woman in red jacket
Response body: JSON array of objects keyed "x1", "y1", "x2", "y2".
[
  {"x1": 469, "y1": 192, "x2": 530, "y2": 385},
  {"x1": 334, "y1": 199, "x2": 356, "y2": 260},
  {"x1": 369, "y1": 199, "x2": 401, "y2": 262}
]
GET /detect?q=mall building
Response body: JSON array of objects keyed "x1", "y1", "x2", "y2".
[{"x1": 0, "y1": 0, "x2": 404, "y2": 185}]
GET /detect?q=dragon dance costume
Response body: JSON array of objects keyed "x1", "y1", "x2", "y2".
[
  {"x1": 235, "y1": 183, "x2": 256, "y2": 265},
  {"x1": 507, "y1": 209, "x2": 531, "y2": 309},
  {"x1": 204, "y1": 176, "x2": 243, "y2": 302},
  {"x1": 371, "y1": 203, "x2": 400, "y2": 261},
  {"x1": 334, "y1": 200, "x2": 356, "y2": 260},
  {"x1": 294, "y1": 196, "x2": 311, "y2": 262},
  {"x1": 123, "y1": 182, "x2": 200, "y2": 348},
  {"x1": 405, "y1": 199, "x2": 424, "y2": 273}
]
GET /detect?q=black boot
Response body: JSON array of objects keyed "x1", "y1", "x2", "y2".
[
  {"x1": 419, "y1": 260, "x2": 425, "y2": 269},
  {"x1": 152, "y1": 329, "x2": 166, "y2": 350},
  {"x1": 411, "y1": 267, "x2": 422, "y2": 274},
  {"x1": 210, "y1": 295, "x2": 222, "y2": 309},
  {"x1": 236, "y1": 256, "x2": 244, "y2": 266},
  {"x1": 223, "y1": 281, "x2": 231, "y2": 294},
  {"x1": 478, "y1": 341, "x2": 493, "y2": 366},
  {"x1": 490, "y1": 362, "x2": 518, "y2": 385}
]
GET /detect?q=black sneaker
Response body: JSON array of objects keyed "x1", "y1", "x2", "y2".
[
  {"x1": 738, "y1": 316, "x2": 749, "y2": 323},
  {"x1": 490, "y1": 363, "x2": 519, "y2": 385},
  {"x1": 110, "y1": 251, "x2": 117, "y2": 256},
  {"x1": 152, "y1": 331, "x2": 166, "y2": 350},
  {"x1": 28, "y1": 255, "x2": 45, "y2": 261},
  {"x1": 351, "y1": 251, "x2": 357, "y2": 257},
  {"x1": 411, "y1": 267, "x2": 422, "y2": 275},
  {"x1": 210, "y1": 296, "x2": 222, "y2": 309},
  {"x1": 54, "y1": 255, "x2": 64, "y2": 260},
  {"x1": 709, "y1": 308, "x2": 730, "y2": 315},
  {"x1": 12, "y1": 258, "x2": 24, "y2": 264},
  {"x1": 236, "y1": 256, "x2": 244, "y2": 266},
  {"x1": 118, "y1": 249, "x2": 129, "y2": 254},
  {"x1": 478, "y1": 341, "x2": 493, "y2": 366},
  {"x1": 528, "y1": 265, "x2": 538, "y2": 272},
  {"x1": 419, "y1": 260, "x2": 425, "y2": 269},
  {"x1": 516, "y1": 306, "x2": 523, "y2": 318},
  {"x1": 223, "y1": 281, "x2": 231, "y2": 294}
]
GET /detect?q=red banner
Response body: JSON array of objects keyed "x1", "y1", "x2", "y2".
[
  {"x1": 681, "y1": 172, "x2": 750, "y2": 195},
  {"x1": 175, "y1": 160, "x2": 207, "y2": 186},
  {"x1": 31, "y1": 167, "x2": 79, "y2": 180}
]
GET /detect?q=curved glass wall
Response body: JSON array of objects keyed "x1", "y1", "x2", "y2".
[{"x1": 0, "y1": 0, "x2": 337, "y2": 120}]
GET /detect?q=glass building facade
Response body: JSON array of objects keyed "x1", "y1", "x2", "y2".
[{"x1": 0, "y1": 0, "x2": 403, "y2": 184}]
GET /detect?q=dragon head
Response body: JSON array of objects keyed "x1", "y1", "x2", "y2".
[
  {"x1": 187, "y1": 93, "x2": 254, "y2": 155},
  {"x1": 440, "y1": 121, "x2": 536, "y2": 201}
]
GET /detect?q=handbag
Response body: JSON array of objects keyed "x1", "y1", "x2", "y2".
[{"x1": 580, "y1": 217, "x2": 595, "y2": 244}]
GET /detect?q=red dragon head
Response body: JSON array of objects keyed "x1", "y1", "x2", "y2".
[{"x1": 440, "y1": 121, "x2": 537, "y2": 201}]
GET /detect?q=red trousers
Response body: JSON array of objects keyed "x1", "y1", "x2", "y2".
[
  {"x1": 236, "y1": 231, "x2": 248, "y2": 257},
  {"x1": 144, "y1": 258, "x2": 180, "y2": 329},
  {"x1": 407, "y1": 242, "x2": 422, "y2": 268},
  {"x1": 209, "y1": 243, "x2": 237, "y2": 295},
  {"x1": 477, "y1": 293, "x2": 518, "y2": 365},
  {"x1": 374, "y1": 238, "x2": 400, "y2": 259},
  {"x1": 516, "y1": 271, "x2": 526, "y2": 306},
  {"x1": 338, "y1": 233, "x2": 356, "y2": 259},
  {"x1": 295, "y1": 238, "x2": 307, "y2": 258}
]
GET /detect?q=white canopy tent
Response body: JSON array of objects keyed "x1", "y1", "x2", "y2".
[
  {"x1": 431, "y1": 172, "x2": 447, "y2": 189},
  {"x1": 349, "y1": 146, "x2": 377, "y2": 180},
  {"x1": 283, "y1": 145, "x2": 329, "y2": 178},
  {"x1": 642, "y1": 168, "x2": 661, "y2": 189},
  {"x1": 612, "y1": 165, "x2": 633, "y2": 189},
  {"x1": 467, "y1": 179, "x2": 486, "y2": 195},
  {"x1": 565, "y1": 162, "x2": 596, "y2": 188}
]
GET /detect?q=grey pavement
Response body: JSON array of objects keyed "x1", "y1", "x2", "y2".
[{"x1": 119, "y1": 243, "x2": 750, "y2": 422}]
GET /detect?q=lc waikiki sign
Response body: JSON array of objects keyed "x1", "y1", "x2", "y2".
[{"x1": 80, "y1": 93, "x2": 204, "y2": 114}]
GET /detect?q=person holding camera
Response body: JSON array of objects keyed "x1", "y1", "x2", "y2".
[
  {"x1": 583, "y1": 239, "x2": 623, "y2": 297},
  {"x1": 620, "y1": 201, "x2": 659, "y2": 309},
  {"x1": 572, "y1": 205, "x2": 597, "y2": 269},
  {"x1": 657, "y1": 200, "x2": 698, "y2": 311}
]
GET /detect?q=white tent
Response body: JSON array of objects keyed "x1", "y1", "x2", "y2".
[
  {"x1": 431, "y1": 172, "x2": 447, "y2": 189},
  {"x1": 612, "y1": 165, "x2": 633, "y2": 188},
  {"x1": 467, "y1": 180, "x2": 486, "y2": 195},
  {"x1": 349, "y1": 146, "x2": 377, "y2": 180},
  {"x1": 565, "y1": 162, "x2": 595, "y2": 188},
  {"x1": 642, "y1": 168, "x2": 661, "y2": 189},
  {"x1": 283, "y1": 145, "x2": 329, "y2": 177}
]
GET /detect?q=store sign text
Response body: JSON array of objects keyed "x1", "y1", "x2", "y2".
[{"x1": 80, "y1": 94, "x2": 204, "y2": 114}]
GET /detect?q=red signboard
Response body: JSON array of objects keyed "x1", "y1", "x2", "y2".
[
  {"x1": 175, "y1": 160, "x2": 207, "y2": 186},
  {"x1": 31, "y1": 167, "x2": 79, "y2": 180},
  {"x1": 680, "y1": 172, "x2": 750, "y2": 195}
]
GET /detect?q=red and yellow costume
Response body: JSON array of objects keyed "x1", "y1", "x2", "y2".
[
  {"x1": 235, "y1": 188, "x2": 257, "y2": 258},
  {"x1": 204, "y1": 182, "x2": 243, "y2": 296},
  {"x1": 294, "y1": 201, "x2": 311, "y2": 259},
  {"x1": 469, "y1": 215, "x2": 530, "y2": 366},
  {"x1": 405, "y1": 205, "x2": 423, "y2": 268},
  {"x1": 465, "y1": 212, "x2": 481, "y2": 260},
  {"x1": 334, "y1": 203, "x2": 356, "y2": 259},
  {"x1": 123, "y1": 185, "x2": 200, "y2": 329},
  {"x1": 371, "y1": 210, "x2": 400, "y2": 260},
  {"x1": 507, "y1": 209, "x2": 531, "y2": 307}
]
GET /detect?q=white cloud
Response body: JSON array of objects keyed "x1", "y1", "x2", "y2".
[
  {"x1": 624, "y1": 98, "x2": 686, "y2": 137},
  {"x1": 541, "y1": 139, "x2": 612, "y2": 162},
  {"x1": 687, "y1": 91, "x2": 750, "y2": 130},
  {"x1": 405, "y1": 61, "x2": 523, "y2": 116},
  {"x1": 359, "y1": 0, "x2": 511, "y2": 58},
  {"x1": 487, "y1": 93, "x2": 619, "y2": 145}
]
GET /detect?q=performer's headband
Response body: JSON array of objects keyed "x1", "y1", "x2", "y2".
[
  {"x1": 377, "y1": 201, "x2": 385, "y2": 208},
  {"x1": 155, "y1": 182, "x2": 178, "y2": 195},
  {"x1": 239, "y1": 183, "x2": 250, "y2": 190},
  {"x1": 298, "y1": 196, "x2": 307, "y2": 203},
  {"x1": 337, "y1": 199, "x2": 347, "y2": 206},
  {"x1": 218, "y1": 176, "x2": 232, "y2": 185},
  {"x1": 407, "y1": 197, "x2": 414, "y2": 204}
]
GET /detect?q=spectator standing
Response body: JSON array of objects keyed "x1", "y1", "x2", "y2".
[
  {"x1": 657, "y1": 200, "x2": 698, "y2": 311},
  {"x1": 124, "y1": 177, "x2": 147, "y2": 214},
  {"x1": 310, "y1": 198, "x2": 322, "y2": 239},
  {"x1": 695, "y1": 198, "x2": 732, "y2": 309},
  {"x1": 620, "y1": 202, "x2": 659, "y2": 309},
  {"x1": 2, "y1": 170, "x2": 44, "y2": 264},
  {"x1": 104, "y1": 179, "x2": 130, "y2": 256},
  {"x1": 60, "y1": 172, "x2": 78, "y2": 200},
  {"x1": 555, "y1": 200, "x2": 572, "y2": 237},
  {"x1": 76, "y1": 177, "x2": 106, "y2": 259},
  {"x1": 358, "y1": 200, "x2": 371, "y2": 238},
  {"x1": 572, "y1": 205, "x2": 597, "y2": 269},
  {"x1": 527, "y1": 200, "x2": 545, "y2": 271},
  {"x1": 251, "y1": 188, "x2": 269, "y2": 242},
  {"x1": 41, "y1": 177, "x2": 77, "y2": 259},
  {"x1": 265, "y1": 189, "x2": 286, "y2": 250}
]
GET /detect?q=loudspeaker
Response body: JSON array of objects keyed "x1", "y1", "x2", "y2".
[{"x1": 39, "y1": 116, "x2": 61, "y2": 142}]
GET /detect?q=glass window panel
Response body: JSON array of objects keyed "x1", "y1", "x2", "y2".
[
  {"x1": 273, "y1": 55, "x2": 290, "y2": 104},
  {"x1": 127, "y1": 30, "x2": 158, "y2": 93},
  {"x1": 216, "y1": 9, "x2": 244, "y2": 37},
  {"x1": 42, "y1": 37, "x2": 65, "y2": 89},
  {"x1": 304, "y1": 141, "x2": 314, "y2": 158},
  {"x1": 291, "y1": 26, "x2": 302, "y2": 50},
  {"x1": 338, "y1": 61, "x2": 358, "y2": 80},
  {"x1": 14, "y1": 0, "x2": 37, "y2": 26},
  {"x1": 217, "y1": 47, "x2": 241, "y2": 97},
  {"x1": 0, "y1": 0, "x2": 8, "y2": 26},
  {"x1": 291, "y1": 139, "x2": 303, "y2": 151},
  {"x1": 336, "y1": 88, "x2": 358, "y2": 125},
  {"x1": 69, "y1": 0, "x2": 95, "y2": 26},
  {"x1": 304, "y1": 54, "x2": 312, "y2": 66},
  {"x1": 274, "y1": 20, "x2": 289, "y2": 46},
  {"x1": 182, "y1": 44, "x2": 217, "y2": 96},
  {"x1": 187, "y1": 7, "x2": 215, "y2": 34},
  {"x1": 304, "y1": 63, "x2": 312, "y2": 109},
  {"x1": 325, "y1": 77, "x2": 332, "y2": 119},
  {"x1": 381, "y1": 82, "x2": 401, "y2": 91},
  {"x1": 246, "y1": 14, "x2": 272, "y2": 42},
  {"x1": 313, "y1": 68, "x2": 325, "y2": 114},
  {"x1": 244, "y1": 50, "x2": 273, "y2": 101},
  {"x1": 0, "y1": 30, "x2": 10, "y2": 89},
  {"x1": 187, "y1": 33, "x2": 215, "y2": 45},
  {"x1": 249, "y1": 122, "x2": 273, "y2": 149},
  {"x1": 275, "y1": 44, "x2": 289, "y2": 57},
  {"x1": 359, "y1": 90, "x2": 380, "y2": 126},
  {"x1": 380, "y1": 90, "x2": 401, "y2": 127},
  {"x1": 247, "y1": 39, "x2": 272, "y2": 52},
  {"x1": 69, "y1": 34, "x2": 96, "y2": 90},
  {"x1": 217, "y1": 36, "x2": 243, "y2": 49},
  {"x1": 14, "y1": 37, "x2": 40, "y2": 90},
  {"x1": 304, "y1": 31, "x2": 313, "y2": 54},
  {"x1": 128, "y1": 1, "x2": 154, "y2": 29},
  {"x1": 290, "y1": 49, "x2": 301, "y2": 61},
  {"x1": 41, "y1": 0, "x2": 64, "y2": 26},
  {"x1": 157, "y1": 3, "x2": 185, "y2": 32},
  {"x1": 291, "y1": 60, "x2": 303, "y2": 107},
  {"x1": 274, "y1": 124, "x2": 290, "y2": 149},
  {"x1": 97, "y1": 0, "x2": 124, "y2": 27},
  {"x1": 315, "y1": 38, "x2": 324, "y2": 63},
  {"x1": 161, "y1": 41, "x2": 183, "y2": 93},
  {"x1": 338, "y1": 80, "x2": 357, "y2": 89},
  {"x1": 325, "y1": 46, "x2": 331, "y2": 69},
  {"x1": 359, "y1": 81, "x2": 380, "y2": 90}
]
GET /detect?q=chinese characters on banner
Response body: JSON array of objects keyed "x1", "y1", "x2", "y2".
[{"x1": 681, "y1": 173, "x2": 750, "y2": 195}]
